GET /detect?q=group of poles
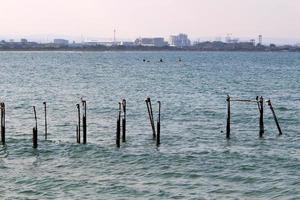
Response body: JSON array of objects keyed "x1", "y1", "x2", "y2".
[
  {"x1": 0, "y1": 95, "x2": 284, "y2": 149},
  {"x1": 145, "y1": 98, "x2": 161, "y2": 147},
  {"x1": 226, "y1": 95, "x2": 283, "y2": 139},
  {"x1": 114, "y1": 98, "x2": 161, "y2": 148},
  {"x1": 0, "y1": 97, "x2": 161, "y2": 149}
]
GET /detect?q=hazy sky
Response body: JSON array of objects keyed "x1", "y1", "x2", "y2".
[{"x1": 1, "y1": 0, "x2": 300, "y2": 40}]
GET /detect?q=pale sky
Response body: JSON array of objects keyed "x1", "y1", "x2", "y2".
[{"x1": 1, "y1": 0, "x2": 300, "y2": 41}]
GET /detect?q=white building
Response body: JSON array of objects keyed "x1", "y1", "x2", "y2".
[
  {"x1": 120, "y1": 41, "x2": 135, "y2": 46},
  {"x1": 134, "y1": 37, "x2": 166, "y2": 47},
  {"x1": 169, "y1": 34, "x2": 191, "y2": 47},
  {"x1": 53, "y1": 39, "x2": 69, "y2": 45}
]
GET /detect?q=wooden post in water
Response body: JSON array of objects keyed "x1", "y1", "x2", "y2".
[
  {"x1": 148, "y1": 98, "x2": 156, "y2": 139},
  {"x1": 76, "y1": 104, "x2": 80, "y2": 143},
  {"x1": 43, "y1": 102, "x2": 47, "y2": 140},
  {"x1": 226, "y1": 95, "x2": 231, "y2": 139},
  {"x1": 267, "y1": 100, "x2": 283, "y2": 136},
  {"x1": 1, "y1": 103, "x2": 5, "y2": 145},
  {"x1": 145, "y1": 98, "x2": 156, "y2": 139},
  {"x1": 82, "y1": 100, "x2": 87, "y2": 144},
  {"x1": 116, "y1": 102, "x2": 121, "y2": 148},
  {"x1": 156, "y1": 101, "x2": 161, "y2": 147},
  {"x1": 259, "y1": 96, "x2": 264, "y2": 138},
  {"x1": 33, "y1": 106, "x2": 38, "y2": 148},
  {"x1": 122, "y1": 99, "x2": 126, "y2": 143}
]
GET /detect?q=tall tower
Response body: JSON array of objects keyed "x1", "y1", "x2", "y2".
[
  {"x1": 113, "y1": 29, "x2": 116, "y2": 45},
  {"x1": 258, "y1": 35, "x2": 262, "y2": 45}
]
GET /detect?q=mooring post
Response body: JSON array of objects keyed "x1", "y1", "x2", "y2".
[
  {"x1": 1, "y1": 103, "x2": 5, "y2": 145},
  {"x1": 226, "y1": 95, "x2": 231, "y2": 139},
  {"x1": 259, "y1": 96, "x2": 264, "y2": 138},
  {"x1": 148, "y1": 97, "x2": 156, "y2": 139},
  {"x1": 43, "y1": 102, "x2": 47, "y2": 140},
  {"x1": 156, "y1": 101, "x2": 161, "y2": 147},
  {"x1": 33, "y1": 106, "x2": 38, "y2": 148},
  {"x1": 145, "y1": 98, "x2": 156, "y2": 139},
  {"x1": 82, "y1": 100, "x2": 87, "y2": 144},
  {"x1": 267, "y1": 100, "x2": 283, "y2": 136},
  {"x1": 76, "y1": 104, "x2": 80, "y2": 143},
  {"x1": 116, "y1": 102, "x2": 121, "y2": 148},
  {"x1": 122, "y1": 99, "x2": 126, "y2": 143}
]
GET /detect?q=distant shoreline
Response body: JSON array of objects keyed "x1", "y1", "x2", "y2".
[
  {"x1": 1, "y1": 44, "x2": 300, "y2": 52},
  {"x1": 1, "y1": 49, "x2": 299, "y2": 52}
]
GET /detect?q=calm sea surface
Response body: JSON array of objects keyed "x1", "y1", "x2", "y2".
[{"x1": 0, "y1": 51, "x2": 299, "y2": 199}]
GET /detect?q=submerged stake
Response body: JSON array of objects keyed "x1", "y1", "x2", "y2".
[
  {"x1": 259, "y1": 96, "x2": 264, "y2": 138},
  {"x1": 156, "y1": 101, "x2": 161, "y2": 147},
  {"x1": 145, "y1": 98, "x2": 156, "y2": 139},
  {"x1": 267, "y1": 100, "x2": 283, "y2": 136},
  {"x1": 122, "y1": 99, "x2": 126, "y2": 143},
  {"x1": 43, "y1": 102, "x2": 47, "y2": 140},
  {"x1": 116, "y1": 102, "x2": 121, "y2": 148},
  {"x1": 226, "y1": 95, "x2": 231, "y2": 139},
  {"x1": 76, "y1": 104, "x2": 81, "y2": 143},
  {"x1": 33, "y1": 106, "x2": 38, "y2": 148},
  {"x1": 1, "y1": 103, "x2": 5, "y2": 145},
  {"x1": 82, "y1": 100, "x2": 87, "y2": 144}
]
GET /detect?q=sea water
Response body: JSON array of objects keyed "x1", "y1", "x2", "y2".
[{"x1": 0, "y1": 51, "x2": 299, "y2": 199}]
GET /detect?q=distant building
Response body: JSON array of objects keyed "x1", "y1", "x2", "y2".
[
  {"x1": 82, "y1": 40, "x2": 123, "y2": 47},
  {"x1": 53, "y1": 39, "x2": 69, "y2": 45},
  {"x1": 258, "y1": 35, "x2": 263, "y2": 45},
  {"x1": 120, "y1": 41, "x2": 135, "y2": 46},
  {"x1": 134, "y1": 37, "x2": 166, "y2": 47},
  {"x1": 169, "y1": 34, "x2": 191, "y2": 47},
  {"x1": 225, "y1": 35, "x2": 239, "y2": 43},
  {"x1": 20, "y1": 38, "x2": 28, "y2": 43}
]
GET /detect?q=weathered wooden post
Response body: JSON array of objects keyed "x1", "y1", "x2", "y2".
[
  {"x1": 82, "y1": 100, "x2": 87, "y2": 144},
  {"x1": 226, "y1": 95, "x2": 231, "y2": 139},
  {"x1": 76, "y1": 104, "x2": 80, "y2": 143},
  {"x1": 267, "y1": 100, "x2": 283, "y2": 136},
  {"x1": 156, "y1": 101, "x2": 161, "y2": 147},
  {"x1": 145, "y1": 98, "x2": 156, "y2": 139},
  {"x1": 116, "y1": 102, "x2": 121, "y2": 148},
  {"x1": 122, "y1": 99, "x2": 126, "y2": 143},
  {"x1": 1, "y1": 103, "x2": 5, "y2": 145},
  {"x1": 259, "y1": 96, "x2": 264, "y2": 138},
  {"x1": 33, "y1": 106, "x2": 38, "y2": 149},
  {"x1": 43, "y1": 102, "x2": 47, "y2": 140}
]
